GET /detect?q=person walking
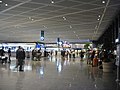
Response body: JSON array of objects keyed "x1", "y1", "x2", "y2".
[
  {"x1": 8, "y1": 48, "x2": 11, "y2": 63},
  {"x1": 80, "y1": 51, "x2": 84, "y2": 61},
  {"x1": 0, "y1": 47, "x2": 5, "y2": 56},
  {"x1": 15, "y1": 46, "x2": 25, "y2": 71},
  {"x1": 36, "y1": 49, "x2": 42, "y2": 61},
  {"x1": 32, "y1": 49, "x2": 37, "y2": 60},
  {"x1": 93, "y1": 55, "x2": 98, "y2": 67},
  {"x1": 0, "y1": 47, "x2": 7, "y2": 64}
]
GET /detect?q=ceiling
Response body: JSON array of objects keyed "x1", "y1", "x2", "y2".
[{"x1": 0, "y1": 0, "x2": 120, "y2": 43}]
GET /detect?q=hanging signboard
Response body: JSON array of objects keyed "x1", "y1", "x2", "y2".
[{"x1": 40, "y1": 30, "x2": 44, "y2": 41}]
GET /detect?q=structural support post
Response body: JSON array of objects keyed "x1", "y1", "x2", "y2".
[
  {"x1": 116, "y1": 43, "x2": 120, "y2": 82},
  {"x1": 116, "y1": 14, "x2": 120, "y2": 83}
]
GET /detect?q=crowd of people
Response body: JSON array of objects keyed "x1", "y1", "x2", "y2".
[
  {"x1": 0, "y1": 46, "x2": 117, "y2": 71},
  {"x1": 86, "y1": 49, "x2": 116, "y2": 69}
]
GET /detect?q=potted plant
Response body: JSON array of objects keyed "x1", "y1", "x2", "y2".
[{"x1": 102, "y1": 51, "x2": 114, "y2": 72}]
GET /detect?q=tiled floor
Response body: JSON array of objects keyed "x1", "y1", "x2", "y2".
[{"x1": 0, "y1": 56, "x2": 120, "y2": 90}]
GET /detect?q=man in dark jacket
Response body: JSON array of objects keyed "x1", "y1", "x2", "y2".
[
  {"x1": 16, "y1": 46, "x2": 25, "y2": 71},
  {"x1": 0, "y1": 47, "x2": 5, "y2": 56},
  {"x1": 0, "y1": 47, "x2": 7, "y2": 64},
  {"x1": 8, "y1": 48, "x2": 11, "y2": 63}
]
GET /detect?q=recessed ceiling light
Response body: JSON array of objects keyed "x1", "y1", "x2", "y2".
[
  {"x1": 63, "y1": 17, "x2": 66, "y2": 20},
  {"x1": 97, "y1": 18, "x2": 100, "y2": 21},
  {"x1": 102, "y1": 0, "x2": 105, "y2": 4},
  {"x1": 98, "y1": 15, "x2": 101, "y2": 17},
  {"x1": 31, "y1": 19, "x2": 34, "y2": 21},
  {"x1": 5, "y1": 3, "x2": 8, "y2": 6},
  {"x1": 43, "y1": 25, "x2": 47, "y2": 28},
  {"x1": 51, "y1": 0, "x2": 54, "y2": 3},
  {"x1": 0, "y1": 1, "x2": 2, "y2": 3}
]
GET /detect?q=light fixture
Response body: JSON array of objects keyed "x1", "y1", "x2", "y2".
[
  {"x1": 5, "y1": 3, "x2": 8, "y2": 6},
  {"x1": 28, "y1": 17, "x2": 34, "y2": 21},
  {"x1": 0, "y1": 0, "x2": 2, "y2": 3},
  {"x1": 102, "y1": 0, "x2": 105, "y2": 4},
  {"x1": 0, "y1": 1, "x2": 8, "y2": 7},
  {"x1": 43, "y1": 25, "x2": 47, "y2": 28},
  {"x1": 98, "y1": 15, "x2": 101, "y2": 17},
  {"x1": 97, "y1": 18, "x2": 100, "y2": 21},
  {"x1": 63, "y1": 17, "x2": 66, "y2": 20},
  {"x1": 51, "y1": 0, "x2": 54, "y2": 4}
]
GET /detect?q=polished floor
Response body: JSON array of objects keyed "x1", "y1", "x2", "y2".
[{"x1": 0, "y1": 55, "x2": 120, "y2": 90}]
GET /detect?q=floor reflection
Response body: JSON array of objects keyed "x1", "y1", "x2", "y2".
[
  {"x1": 0, "y1": 56, "x2": 119, "y2": 90},
  {"x1": 16, "y1": 72, "x2": 25, "y2": 90}
]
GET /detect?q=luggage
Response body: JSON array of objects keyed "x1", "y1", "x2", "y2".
[{"x1": 0, "y1": 56, "x2": 8, "y2": 64}]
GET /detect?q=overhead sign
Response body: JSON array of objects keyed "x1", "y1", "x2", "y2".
[{"x1": 40, "y1": 30, "x2": 44, "y2": 41}]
